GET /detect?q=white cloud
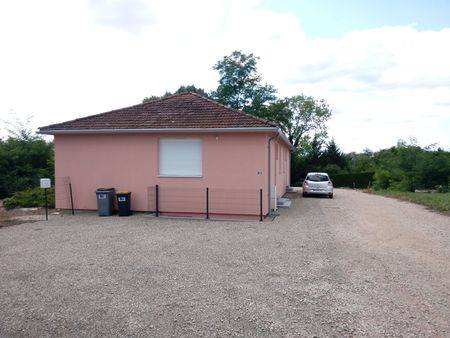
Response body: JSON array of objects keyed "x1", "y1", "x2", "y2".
[
  {"x1": 273, "y1": 25, "x2": 450, "y2": 151},
  {"x1": 0, "y1": 0, "x2": 449, "y2": 151},
  {"x1": 87, "y1": 0, "x2": 154, "y2": 33}
]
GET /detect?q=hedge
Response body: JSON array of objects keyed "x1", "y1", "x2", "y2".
[
  {"x1": 331, "y1": 172, "x2": 374, "y2": 189},
  {"x1": 3, "y1": 187, "x2": 55, "y2": 209}
]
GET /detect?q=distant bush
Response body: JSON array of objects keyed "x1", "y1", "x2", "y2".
[
  {"x1": 371, "y1": 142, "x2": 450, "y2": 192},
  {"x1": 435, "y1": 185, "x2": 449, "y2": 193},
  {"x1": 0, "y1": 134, "x2": 54, "y2": 198},
  {"x1": 331, "y1": 172, "x2": 374, "y2": 189},
  {"x1": 3, "y1": 187, "x2": 55, "y2": 209}
]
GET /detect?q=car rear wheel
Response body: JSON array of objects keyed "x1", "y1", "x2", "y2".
[
  {"x1": 303, "y1": 192, "x2": 307, "y2": 197},
  {"x1": 329, "y1": 194, "x2": 333, "y2": 199}
]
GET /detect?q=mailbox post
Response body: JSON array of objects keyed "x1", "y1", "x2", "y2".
[{"x1": 40, "y1": 178, "x2": 51, "y2": 221}]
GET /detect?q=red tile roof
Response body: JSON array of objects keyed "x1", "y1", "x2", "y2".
[{"x1": 39, "y1": 93, "x2": 278, "y2": 133}]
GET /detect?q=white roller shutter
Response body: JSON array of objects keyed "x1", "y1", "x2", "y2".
[{"x1": 159, "y1": 139, "x2": 202, "y2": 176}]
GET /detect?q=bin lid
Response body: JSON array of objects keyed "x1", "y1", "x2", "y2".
[
  {"x1": 117, "y1": 191, "x2": 131, "y2": 195},
  {"x1": 96, "y1": 188, "x2": 114, "y2": 193}
]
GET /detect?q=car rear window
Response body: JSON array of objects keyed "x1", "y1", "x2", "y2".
[{"x1": 307, "y1": 174, "x2": 329, "y2": 182}]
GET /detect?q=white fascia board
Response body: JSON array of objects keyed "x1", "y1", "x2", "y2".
[
  {"x1": 37, "y1": 127, "x2": 279, "y2": 135},
  {"x1": 38, "y1": 127, "x2": 293, "y2": 148}
]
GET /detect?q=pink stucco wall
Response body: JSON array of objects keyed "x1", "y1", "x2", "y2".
[
  {"x1": 54, "y1": 132, "x2": 291, "y2": 216},
  {"x1": 268, "y1": 139, "x2": 291, "y2": 210}
]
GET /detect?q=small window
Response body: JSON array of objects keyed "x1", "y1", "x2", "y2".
[{"x1": 159, "y1": 139, "x2": 202, "y2": 176}]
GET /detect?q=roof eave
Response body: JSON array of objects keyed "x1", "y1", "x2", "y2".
[
  {"x1": 38, "y1": 127, "x2": 293, "y2": 149},
  {"x1": 37, "y1": 127, "x2": 280, "y2": 135},
  {"x1": 277, "y1": 131, "x2": 294, "y2": 150}
]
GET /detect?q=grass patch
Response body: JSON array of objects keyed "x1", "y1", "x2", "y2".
[{"x1": 368, "y1": 190, "x2": 450, "y2": 214}]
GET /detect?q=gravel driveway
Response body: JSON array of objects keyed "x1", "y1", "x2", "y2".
[{"x1": 1, "y1": 189, "x2": 449, "y2": 337}]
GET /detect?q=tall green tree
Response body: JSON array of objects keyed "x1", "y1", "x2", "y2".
[
  {"x1": 211, "y1": 51, "x2": 277, "y2": 116},
  {"x1": 291, "y1": 135, "x2": 327, "y2": 184},
  {"x1": 267, "y1": 95, "x2": 332, "y2": 148},
  {"x1": 346, "y1": 148, "x2": 375, "y2": 173},
  {"x1": 322, "y1": 139, "x2": 347, "y2": 170}
]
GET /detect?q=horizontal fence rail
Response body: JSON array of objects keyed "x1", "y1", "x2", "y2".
[{"x1": 148, "y1": 185, "x2": 264, "y2": 221}]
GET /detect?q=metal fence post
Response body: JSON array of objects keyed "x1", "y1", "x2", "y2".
[
  {"x1": 155, "y1": 184, "x2": 159, "y2": 217},
  {"x1": 206, "y1": 187, "x2": 209, "y2": 219},
  {"x1": 44, "y1": 187, "x2": 48, "y2": 221},
  {"x1": 69, "y1": 183, "x2": 75, "y2": 215},
  {"x1": 259, "y1": 188, "x2": 263, "y2": 222}
]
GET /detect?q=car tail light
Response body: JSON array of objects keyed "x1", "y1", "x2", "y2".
[
  {"x1": 303, "y1": 181, "x2": 308, "y2": 187},
  {"x1": 328, "y1": 181, "x2": 333, "y2": 187}
]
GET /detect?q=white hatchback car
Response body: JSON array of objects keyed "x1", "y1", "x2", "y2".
[{"x1": 302, "y1": 172, "x2": 333, "y2": 198}]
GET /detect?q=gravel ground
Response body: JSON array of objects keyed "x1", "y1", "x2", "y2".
[{"x1": 0, "y1": 189, "x2": 449, "y2": 337}]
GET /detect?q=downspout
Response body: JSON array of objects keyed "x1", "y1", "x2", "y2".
[{"x1": 267, "y1": 131, "x2": 280, "y2": 215}]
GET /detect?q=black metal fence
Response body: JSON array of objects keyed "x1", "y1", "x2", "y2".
[{"x1": 148, "y1": 185, "x2": 264, "y2": 221}]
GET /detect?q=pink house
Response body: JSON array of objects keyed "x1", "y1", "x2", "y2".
[{"x1": 39, "y1": 93, "x2": 292, "y2": 219}]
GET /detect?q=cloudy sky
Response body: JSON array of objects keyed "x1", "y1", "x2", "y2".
[{"x1": 1, "y1": 0, "x2": 449, "y2": 152}]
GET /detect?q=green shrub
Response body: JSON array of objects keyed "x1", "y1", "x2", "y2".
[
  {"x1": 435, "y1": 185, "x2": 449, "y2": 193},
  {"x1": 3, "y1": 187, "x2": 55, "y2": 209},
  {"x1": 390, "y1": 178, "x2": 414, "y2": 192},
  {"x1": 373, "y1": 169, "x2": 391, "y2": 190},
  {"x1": 0, "y1": 136, "x2": 54, "y2": 199}
]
